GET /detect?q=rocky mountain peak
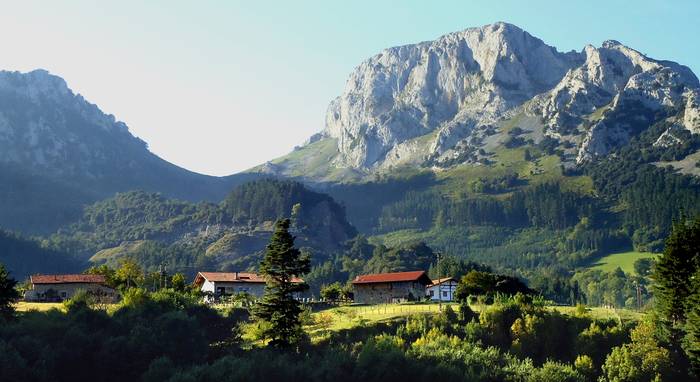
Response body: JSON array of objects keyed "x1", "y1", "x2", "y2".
[
  {"x1": 0, "y1": 69, "x2": 71, "y2": 103},
  {"x1": 323, "y1": 22, "x2": 584, "y2": 168},
  {"x1": 309, "y1": 23, "x2": 700, "y2": 172}
]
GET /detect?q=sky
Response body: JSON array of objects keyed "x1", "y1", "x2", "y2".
[{"x1": 0, "y1": 0, "x2": 698, "y2": 176}]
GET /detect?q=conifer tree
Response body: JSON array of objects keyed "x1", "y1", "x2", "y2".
[
  {"x1": 654, "y1": 217, "x2": 700, "y2": 326},
  {"x1": 654, "y1": 216, "x2": 700, "y2": 374},
  {"x1": 0, "y1": 263, "x2": 20, "y2": 319},
  {"x1": 253, "y1": 219, "x2": 310, "y2": 347},
  {"x1": 683, "y1": 276, "x2": 700, "y2": 374}
]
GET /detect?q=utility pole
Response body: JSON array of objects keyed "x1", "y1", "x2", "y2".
[
  {"x1": 634, "y1": 281, "x2": 642, "y2": 311},
  {"x1": 436, "y1": 251, "x2": 442, "y2": 312}
]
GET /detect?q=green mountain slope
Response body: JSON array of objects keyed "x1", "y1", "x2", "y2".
[
  {"x1": 0, "y1": 69, "x2": 260, "y2": 234},
  {"x1": 0, "y1": 229, "x2": 82, "y2": 279},
  {"x1": 45, "y1": 179, "x2": 357, "y2": 275}
]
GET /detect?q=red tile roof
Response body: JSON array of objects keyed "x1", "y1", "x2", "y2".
[
  {"x1": 31, "y1": 274, "x2": 107, "y2": 285},
  {"x1": 194, "y1": 272, "x2": 304, "y2": 286},
  {"x1": 431, "y1": 277, "x2": 456, "y2": 286},
  {"x1": 352, "y1": 270, "x2": 431, "y2": 285}
]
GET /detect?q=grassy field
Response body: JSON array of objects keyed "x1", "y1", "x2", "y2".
[
  {"x1": 551, "y1": 305, "x2": 644, "y2": 322},
  {"x1": 14, "y1": 302, "x2": 65, "y2": 312},
  {"x1": 588, "y1": 251, "x2": 660, "y2": 274},
  {"x1": 304, "y1": 302, "x2": 643, "y2": 341}
]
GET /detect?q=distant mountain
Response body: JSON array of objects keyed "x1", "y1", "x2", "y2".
[
  {"x1": 0, "y1": 69, "x2": 258, "y2": 234},
  {"x1": 4, "y1": 23, "x2": 700, "y2": 278},
  {"x1": 46, "y1": 179, "x2": 357, "y2": 274},
  {"x1": 252, "y1": 22, "x2": 700, "y2": 272},
  {"x1": 260, "y1": 22, "x2": 700, "y2": 180}
]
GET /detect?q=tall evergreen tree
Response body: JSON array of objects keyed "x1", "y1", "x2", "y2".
[
  {"x1": 683, "y1": 272, "x2": 700, "y2": 374},
  {"x1": 0, "y1": 263, "x2": 20, "y2": 319},
  {"x1": 654, "y1": 217, "x2": 700, "y2": 326},
  {"x1": 253, "y1": 219, "x2": 310, "y2": 347}
]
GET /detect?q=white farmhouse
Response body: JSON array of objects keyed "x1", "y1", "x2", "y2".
[
  {"x1": 426, "y1": 277, "x2": 458, "y2": 302},
  {"x1": 193, "y1": 272, "x2": 305, "y2": 301},
  {"x1": 26, "y1": 274, "x2": 117, "y2": 302}
]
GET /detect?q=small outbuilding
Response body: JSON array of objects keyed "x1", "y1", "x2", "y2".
[
  {"x1": 426, "y1": 277, "x2": 458, "y2": 302},
  {"x1": 352, "y1": 270, "x2": 432, "y2": 304},
  {"x1": 26, "y1": 274, "x2": 117, "y2": 302}
]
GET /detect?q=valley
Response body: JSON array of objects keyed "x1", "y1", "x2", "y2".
[{"x1": 1, "y1": 14, "x2": 700, "y2": 381}]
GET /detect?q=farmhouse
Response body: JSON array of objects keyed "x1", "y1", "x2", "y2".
[
  {"x1": 194, "y1": 271, "x2": 305, "y2": 300},
  {"x1": 426, "y1": 277, "x2": 458, "y2": 301},
  {"x1": 26, "y1": 274, "x2": 117, "y2": 302},
  {"x1": 352, "y1": 270, "x2": 432, "y2": 304}
]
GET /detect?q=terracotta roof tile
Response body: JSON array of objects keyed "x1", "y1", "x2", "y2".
[
  {"x1": 31, "y1": 274, "x2": 106, "y2": 285},
  {"x1": 194, "y1": 272, "x2": 304, "y2": 285},
  {"x1": 352, "y1": 270, "x2": 431, "y2": 284},
  {"x1": 431, "y1": 277, "x2": 456, "y2": 286}
]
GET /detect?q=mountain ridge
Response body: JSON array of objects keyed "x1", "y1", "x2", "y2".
[
  {"x1": 257, "y1": 22, "x2": 700, "y2": 181},
  {"x1": 0, "y1": 69, "x2": 260, "y2": 233}
]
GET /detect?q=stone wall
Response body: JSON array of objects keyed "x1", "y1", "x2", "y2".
[
  {"x1": 353, "y1": 281, "x2": 426, "y2": 304},
  {"x1": 29, "y1": 283, "x2": 117, "y2": 302}
]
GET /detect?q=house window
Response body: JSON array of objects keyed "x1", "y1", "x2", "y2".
[
  {"x1": 61, "y1": 292, "x2": 67, "y2": 298},
  {"x1": 429, "y1": 290, "x2": 434, "y2": 297},
  {"x1": 442, "y1": 291, "x2": 448, "y2": 297}
]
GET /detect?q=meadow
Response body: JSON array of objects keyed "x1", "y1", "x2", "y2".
[
  {"x1": 587, "y1": 251, "x2": 660, "y2": 274},
  {"x1": 303, "y1": 301, "x2": 644, "y2": 341}
]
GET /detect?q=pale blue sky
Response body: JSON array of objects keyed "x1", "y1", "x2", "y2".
[{"x1": 1, "y1": 1, "x2": 698, "y2": 175}]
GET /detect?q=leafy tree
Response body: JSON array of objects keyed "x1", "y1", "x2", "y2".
[
  {"x1": 84, "y1": 264, "x2": 118, "y2": 287},
  {"x1": 115, "y1": 258, "x2": 144, "y2": 289},
  {"x1": 170, "y1": 273, "x2": 187, "y2": 292},
  {"x1": 320, "y1": 282, "x2": 343, "y2": 302},
  {"x1": 455, "y1": 270, "x2": 532, "y2": 300},
  {"x1": 634, "y1": 258, "x2": 655, "y2": 277},
  {"x1": 253, "y1": 219, "x2": 310, "y2": 347},
  {"x1": 0, "y1": 263, "x2": 20, "y2": 319},
  {"x1": 602, "y1": 320, "x2": 676, "y2": 382}
]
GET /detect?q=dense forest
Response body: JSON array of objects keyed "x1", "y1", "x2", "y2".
[
  {"x1": 18, "y1": 179, "x2": 356, "y2": 279},
  {"x1": 0, "y1": 230, "x2": 81, "y2": 279},
  {"x1": 1, "y1": 214, "x2": 698, "y2": 381}
]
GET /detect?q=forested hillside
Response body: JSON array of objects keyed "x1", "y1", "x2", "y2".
[
  {"x1": 0, "y1": 230, "x2": 81, "y2": 279},
  {"x1": 319, "y1": 124, "x2": 700, "y2": 275},
  {"x1": 42, "y1": 179, "x2": 356, "y2": 277},
  {"x1": 0, "y1": 69, "x2": 260, "y2": 234}
]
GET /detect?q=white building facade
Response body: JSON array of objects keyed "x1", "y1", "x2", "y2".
[
  {"x1": 26, "y1": 274, "x2": 118, "y2": 302},
  {"x1": 194, "y1": 272, "x2": 305, "y2": 301},
  {"x1": 426, "y1": 277, "x2": 458, "y2": 302}
]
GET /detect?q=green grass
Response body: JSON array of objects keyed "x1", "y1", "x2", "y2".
[
  {"x1": 14, "y1": 302, "x2": 65, "y2": 312},
  {"x1": 551, "y1": 305, "x2": 644, "y2": 322},
  {"x1": 90, "y1": 240, "x2": 147, "y2": 263},
  {"x1": 587, "y1": 251, "x2": 660, "y2": 274},
  {"x1": 304, "y1": 302, "x2": 643, "y2": 342},
  {"x1": 305, "y1": 302, "x2": 456, "y2": 341}
]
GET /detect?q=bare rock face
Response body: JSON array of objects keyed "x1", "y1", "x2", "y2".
[
  {"x1": 323, "y1": 22, "x2": 581, "y2": 168},
  {"x1": 312, "y1": 22, "x2": 700, "y2": 171}
]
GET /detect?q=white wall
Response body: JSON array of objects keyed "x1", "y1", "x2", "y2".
[{"x1": 426, "y1": 281, "x2": 457, "y2": 301}]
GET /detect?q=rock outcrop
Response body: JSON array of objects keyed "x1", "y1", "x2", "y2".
[{"x1": 309, "y1": 22, "x2": 700, "y2": 171}]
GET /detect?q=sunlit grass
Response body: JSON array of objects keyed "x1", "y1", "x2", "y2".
[
  {"x1": 14, "y1": 302, "x2": 65, "y2": 312},
  {"x1": 304, "y1": 301, "x2": 644, "y2": 342},
  {"x1": 587, "y1": 251, "x2": 660, "y2": 274}
]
